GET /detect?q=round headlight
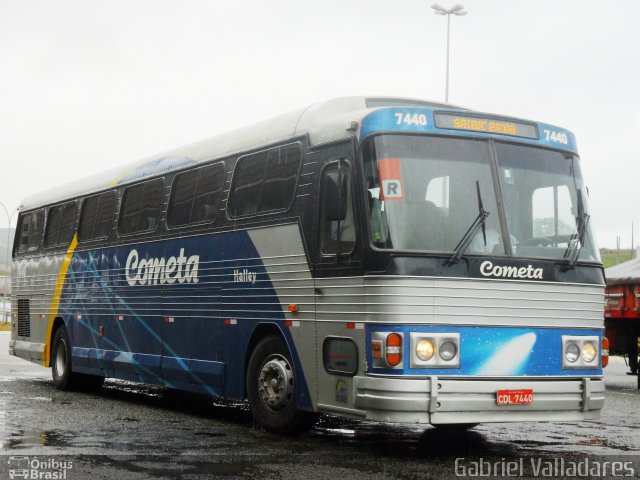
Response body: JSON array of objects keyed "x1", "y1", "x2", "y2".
[
  {"x1": 416, "y1": 339, "x2": 435, "y2": 361},
  {"x1": 565, "y1": 342, "x2": 580, "y2": 363},
  {"x1": 439, "y1": 340, "x2": 457, "y2": 361},
  {"x1": 582, "y1": 342, "x2": 597, "y2": 363}
]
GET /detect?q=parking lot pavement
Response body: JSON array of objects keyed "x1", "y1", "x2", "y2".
[{"x1": 0, "y1": 332, "x2": 638, "y2": 479}]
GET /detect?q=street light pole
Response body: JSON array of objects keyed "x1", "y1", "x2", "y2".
[{"x1": 431, "y1": 3, "x2": 467, "y2": 103}]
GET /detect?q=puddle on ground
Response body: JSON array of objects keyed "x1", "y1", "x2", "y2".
[
  {"x1": 0, "y1": 429, "x2": 69, "y2": 449},
  {"x1": 311, "y1": 416, "x2": 519, "y2": 457}
]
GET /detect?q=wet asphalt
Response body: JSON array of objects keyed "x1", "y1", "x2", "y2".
[{"x1": 0, "y1": 332, "x2": 638, "y2": 479}]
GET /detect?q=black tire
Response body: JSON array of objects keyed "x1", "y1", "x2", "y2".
[
  {"x1": 246, "y1": 335, "x2": 315, "y2": 434},
  {"x1": 76, "y1": 373, "x2": 105, "y2": 391},
  {"x1": 52, "y1": 326, "x2": 105, "y2": 391},
  {"x1": 433, "y1": 423, "x2": 478, "y2": 432},
  {"x1": 51, "y1": 326, "x2": 76, "y2": 390}
]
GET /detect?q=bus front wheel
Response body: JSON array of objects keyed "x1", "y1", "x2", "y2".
[{"x1": 246, "y1": 335, "x2": 315, "y2": 434}]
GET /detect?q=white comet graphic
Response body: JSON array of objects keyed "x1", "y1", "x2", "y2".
[{"x1": 475, "y1": 333, "x2": 537, "y2": 375}]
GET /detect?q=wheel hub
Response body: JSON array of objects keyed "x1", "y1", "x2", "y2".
[
  {"x1": 55, "y1": 341, "x2": 66, "y2": 377},
  {"x1": 257, "y1": 356, "x2": 294, "y2": 411}
]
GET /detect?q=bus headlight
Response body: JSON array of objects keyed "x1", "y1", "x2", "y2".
[
  {"x1": 562, "y1": 335, "x2": 600, "y2": 369},
  {"x1": 564, "y1": 343, "x2": 580, "y2": 363},
  {"x1": 410, "y1": 333, "x2": 459, "y2": 368},
  {"x1": 582, "y1": 342, "x2": 597, "y2": 363},
  {"x1": 439, "y1": 340, "x2": 457, "y2": 361},
  {"x1": 416, "y1": 339, "x2": 435, "y2": 361}
]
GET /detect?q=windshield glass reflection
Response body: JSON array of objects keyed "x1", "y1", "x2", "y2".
[{"x1": 362, "y1": 135, "x2": 600, "y2": 263}]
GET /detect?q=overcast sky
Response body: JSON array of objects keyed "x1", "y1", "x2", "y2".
[{"x1": 1, "y1": 0, "x2": 638, "y2": 249}]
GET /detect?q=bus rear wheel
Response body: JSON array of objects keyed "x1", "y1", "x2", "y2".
[
  {"x1": 246, "y1": 335, "x2": 315, "y2": 434},
  {"x1": 51, "y1": 326, "x2": 76, "y2": 390},
  {"x1": 51, "y1": 326, "x2": 104, "y2": 391}
]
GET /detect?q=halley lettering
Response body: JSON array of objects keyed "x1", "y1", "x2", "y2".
[
  {"x1": 125, "y1": 248, "x2": 200, "y2": 286},
  {"x1": 480, "y1": 260, "x2": 543, "y2": 280},
  {"x1": 233, "y1": 268, "x2": 257, "y2": 284}
]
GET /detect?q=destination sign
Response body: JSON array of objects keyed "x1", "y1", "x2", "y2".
[{"x1": 434, "y1": 113, "x2": 539, "y2": 139}]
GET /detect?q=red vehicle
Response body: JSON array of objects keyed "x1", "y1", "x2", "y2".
[{"x1": 604, "y1": 259, "x2": 640, "y2": 388}]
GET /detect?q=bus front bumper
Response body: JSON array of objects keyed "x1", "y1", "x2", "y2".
[{"x1": 353, "y1": 375, "x2": 604, "y2": 424}]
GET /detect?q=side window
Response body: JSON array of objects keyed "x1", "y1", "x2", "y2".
[
  {"x1": 79, "y1": 191, "x2": 116, "y2": 242},
  {"x1": 260, "y1": 145, "x2": 301, "y2": 212},
  {"x1": 228, "y1": 151, "x2": 268, "y2": 217},
  {"x1": 168, "y1": 163, "x2": 225, "y2": 227},
  {"x1": 79, "y1": 196, "x2": 99, "y2": 241},
  {"x1": 532, "y1": 185, "x2": 574, "y2": 237},
  {"x1": 16, "y1": 210, "x2": 44, "y2": 254},
  {"x1": 94, "y1": 191, "x2": 117, "y2": 239},
  {"x1": 228, "y1": 144, "x2": 301, "y2": 218},
  {"x1": 425, "y1": 176, "x2": 450, "y2": 208},
  {"x1": 119, "y1": 179, "x2": 164, "y2": 235},
  {"x1": 45, "y1": 202, "x2": 77, "y2": 248},
  {"x1": 319, "y1": 160, "x2": 356, "y2": 255},
  {"x1": 44, "y1": 207, "x2": 62, "y2": 248}
]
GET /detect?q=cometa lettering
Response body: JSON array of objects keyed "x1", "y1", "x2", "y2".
[
  {"x1": 125, "y1": 248, "x2": 199, "y2": 286},
  {"x1": 480, "y1": 260, "x2": 543, "y2": 280}
]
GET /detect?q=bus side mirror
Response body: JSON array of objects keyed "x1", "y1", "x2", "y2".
[{"x1": 322, "y1": 174, "x2": 348, "y2": 221}]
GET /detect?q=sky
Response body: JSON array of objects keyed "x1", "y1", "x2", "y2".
[{"x1": 1, "y1": 0, "x2": 639, "y2": 249}]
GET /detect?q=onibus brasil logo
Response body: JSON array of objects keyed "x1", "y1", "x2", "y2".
[{"x1": 8, "y1": 456, "x2": 72, "y2": 479}]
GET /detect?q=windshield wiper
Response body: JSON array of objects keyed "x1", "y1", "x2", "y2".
[
  {"x1": 565, "y1": 190, "x2": 590, "y2": 267},
  {"x1": 448, "y1": 181, "x2": 490, "y2": 264}
]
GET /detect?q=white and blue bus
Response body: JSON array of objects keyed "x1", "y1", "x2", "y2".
[{"x1": 9, "y1": 97, "x2": 606, "y2": 433}]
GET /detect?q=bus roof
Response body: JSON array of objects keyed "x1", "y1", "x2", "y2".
[{"x1": 20, "y1": 96, "x2": 462, "y2": 211}]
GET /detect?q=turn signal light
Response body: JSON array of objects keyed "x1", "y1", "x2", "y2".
[
  {"x1": 386, "y1": 333, "x2": 402, "y2": 367},
  {"x1": 372, "y1": 340, "x2": 383, "y2": 359},
  {"x1": 601, "y1": 337, "x2": 609, "y2": 368}
]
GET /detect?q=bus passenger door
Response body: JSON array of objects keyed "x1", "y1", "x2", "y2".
[
  {"x1": 313, "y1": 153, "x2": 365, "y2": 412},
  {"x1": 160, "y1": 286, "x2": 224, "y2": 395}
]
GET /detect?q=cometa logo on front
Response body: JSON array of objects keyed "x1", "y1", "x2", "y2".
[
  {"x1": 125, "y1": 248, "x2": 200, "y2": 286},
  {"x1": 480, "y1": 260, "x2": 543, "y2": 280}
]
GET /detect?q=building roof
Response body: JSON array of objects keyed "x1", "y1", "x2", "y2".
[{"x1": 605, "y1": 257, "x2": 640, "y2": 286}]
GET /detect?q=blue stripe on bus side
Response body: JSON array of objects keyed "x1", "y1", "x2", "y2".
[{"x1": 57, "y1": 230, "x2": 312, "y2": 407}]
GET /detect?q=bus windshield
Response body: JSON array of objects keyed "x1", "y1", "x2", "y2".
[{"x1": 363, "y1": 134, "x2": 600, "y2": 263}]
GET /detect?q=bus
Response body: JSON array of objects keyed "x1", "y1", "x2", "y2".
[{"x1": 9, "y1": 96, "x2": 606, "y2": 434}]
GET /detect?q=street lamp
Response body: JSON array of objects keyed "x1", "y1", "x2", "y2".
[
  {"x1": 0, "y1": 200, "x2": 18, "y2": 323},
  {"x1": 431, "y1": 3, "x2": 467, "y2": 102}
]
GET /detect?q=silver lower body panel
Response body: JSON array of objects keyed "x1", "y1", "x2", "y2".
[
  {"x1": 10, "y1": 339, "x2": 45, "y2": 363},
  {"x1": 353, "y1": 375, "x2": 604, "y2": 424}
]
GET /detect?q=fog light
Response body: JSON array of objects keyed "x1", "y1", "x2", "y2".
[
  {"x1": 439, "y1": 340, "x2": 457, "y2": 361},
  {"x1": 416, "y1": 339, "x2": 435, "y2": 361},
  {"x1": 582, "y1": 342, "x2": 597, "y2": 363},
  {"x1": 565, "y1": 342, "x2": 580, "y2": 363}
]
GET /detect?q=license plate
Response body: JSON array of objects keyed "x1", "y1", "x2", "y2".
[{"x1": 496, "y1": 389, "x2": 534, "y2": 405}]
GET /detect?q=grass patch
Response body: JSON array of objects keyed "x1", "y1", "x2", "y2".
[
  {"x1": 601, "y1": 249, "x2": 634, "y2": 269},
  {"x1": 0, "y1": 323, "x2": 11, "y2": 332}
]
